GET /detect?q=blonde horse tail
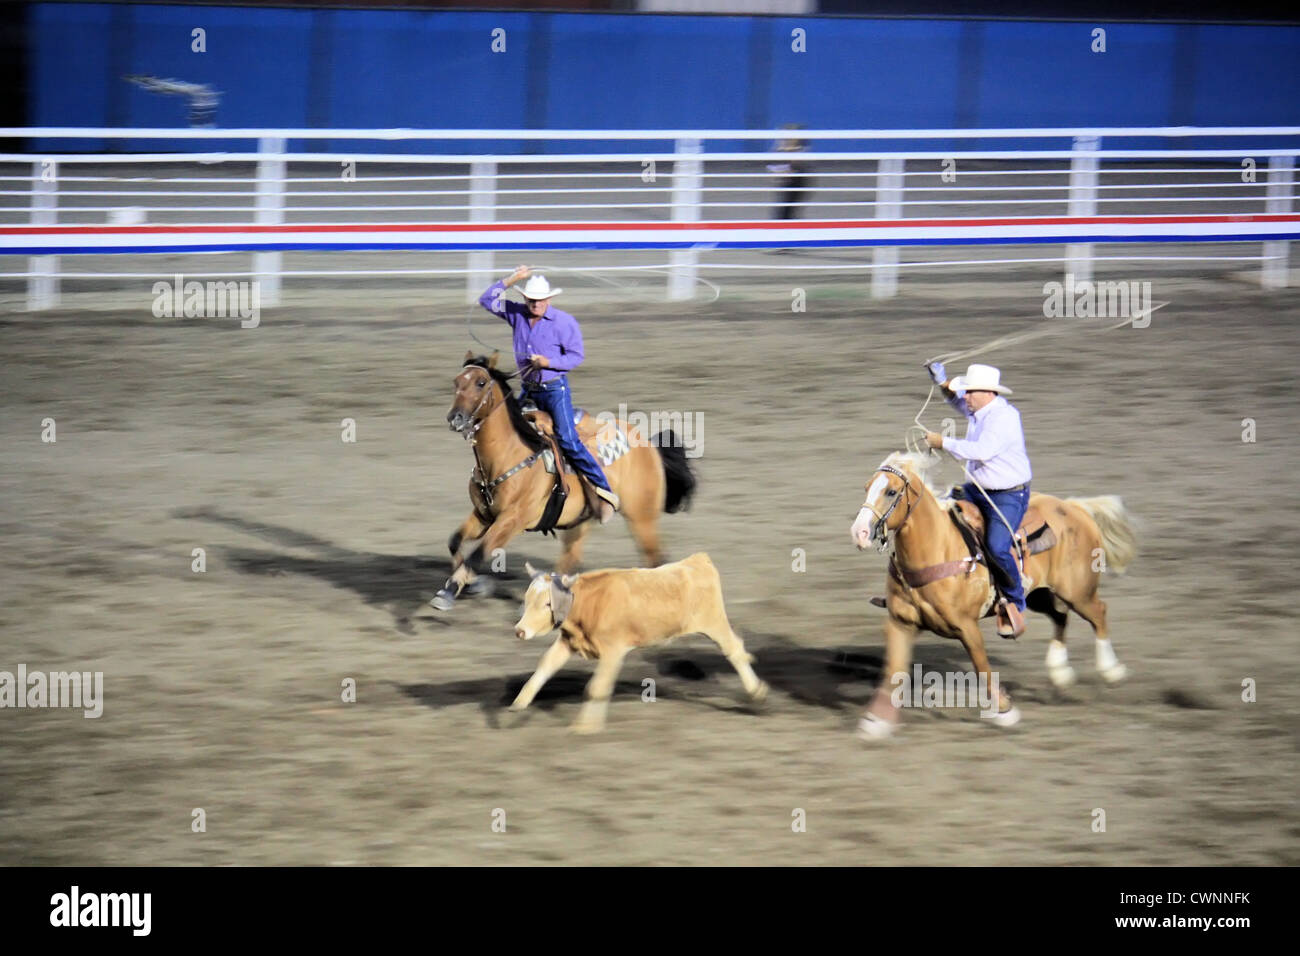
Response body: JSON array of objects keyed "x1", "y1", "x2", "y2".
[{"x1": 1068, "y1": 495, "x2": 1138, "y2": 574}]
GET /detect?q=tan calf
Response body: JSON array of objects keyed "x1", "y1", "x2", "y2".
[{"x1": 510, "y1": 553, "x2": 769, "y2": 733}]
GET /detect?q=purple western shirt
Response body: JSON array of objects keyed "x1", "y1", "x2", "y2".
[{"x1": 478, "y1": 280, "x2": 585, "y2": 385}]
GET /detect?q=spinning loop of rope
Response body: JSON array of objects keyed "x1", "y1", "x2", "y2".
[
  {"x1": 464, "y1": 264, "x2": 723, "y2": 356},
  {"x1": 910, "y1": 300, "x2": 1168, "y2": 554}
]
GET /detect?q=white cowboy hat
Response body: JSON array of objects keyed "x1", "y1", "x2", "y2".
[
  {"x1": 950, "y1": 363, "x2": 1012, "y2": 395},
  {"x1": 520, "y1": 275, "x2": 562, "y2": 300}
]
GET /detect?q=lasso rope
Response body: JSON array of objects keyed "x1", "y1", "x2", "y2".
[
  {"x1": 464, "y1": 263, "x2": 723, "y2": 354},
  {"x1": 913, "y1": 300, "x2": 1167, "y2": 559}
]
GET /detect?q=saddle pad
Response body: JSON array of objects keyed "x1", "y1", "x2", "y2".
[{"x1": 596, "y1": 426, "x2": 631, "y2": 467}]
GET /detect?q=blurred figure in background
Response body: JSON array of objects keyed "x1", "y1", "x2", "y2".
[
  {"x1": 125, "y1": 75, "x2": 220, "y2": 127},
  {"x1": 768, "y1": 123, "x2": 809, "y2": 220}
]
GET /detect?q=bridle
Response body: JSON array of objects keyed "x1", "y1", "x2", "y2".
[
  {"x1": 863, "y1": 464, "x2": 921, "y2": 553},
  {"x1": 451, "y1": 365, "x2": 504, "y2": 441},
  {"x1": 453, "y1": 365, "x2": 546, "y2": 519}
]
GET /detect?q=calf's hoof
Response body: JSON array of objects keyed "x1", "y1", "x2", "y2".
[
  {"x1": 749, "y1": 680, "x2": 770, "y2": 704},
  {"x1": 429, "y1": 589, "x2": 457, "y2": 611},
  {"x1": 568, "y1": 719, "x2": 604, "y2": 735}
]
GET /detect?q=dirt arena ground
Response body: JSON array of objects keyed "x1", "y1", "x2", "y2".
[{"x1": 2, "y1": 267, "x2": 1297, "y2": 866}]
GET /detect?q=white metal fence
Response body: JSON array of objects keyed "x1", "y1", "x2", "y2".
[{"x1": 2, "y1": 126, "x2": 1296, "y2": 309}]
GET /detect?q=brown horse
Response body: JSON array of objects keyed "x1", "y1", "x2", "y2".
[
  {"x1": 431, "y1": 353, "x2": 696, "y2": 610},
  {"x1": 849, "y1": 451, "x2": 1137, "y2": 736}
]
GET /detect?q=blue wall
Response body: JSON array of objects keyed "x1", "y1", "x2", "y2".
[{"x1": 29, "y1": 3, "x2": 1300, "y2": 152}]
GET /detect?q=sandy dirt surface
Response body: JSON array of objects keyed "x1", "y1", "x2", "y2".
[{"x1": 1, "y1": 269, "x2": 1297, "y2": 865}]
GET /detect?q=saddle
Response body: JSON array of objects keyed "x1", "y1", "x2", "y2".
[
  {"x1": 870, "y1": 489, "x2": 1060, "y2": 615},
  {"x1": 521, "y1": 407, "x2": 602, "y2": 528},
  {"x1": 522, "y1": 406, "x2": 604, "y2": 445},
  {"x1": 947, "y1": 495, "x2": 1058, "y2": 568}
]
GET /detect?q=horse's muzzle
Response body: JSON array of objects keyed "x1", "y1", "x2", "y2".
[{"x1": 447, "y1": 411, "x2": 466, "y2": 431}]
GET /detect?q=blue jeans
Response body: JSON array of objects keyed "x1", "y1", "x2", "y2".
[
  {"x1": 962, "y1": 482, "x2": 1031, "y2": 610},
  {"x1": 522, "y1": 376, "x2": 612, "y2": 493}
]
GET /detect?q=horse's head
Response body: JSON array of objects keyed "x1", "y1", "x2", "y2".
[
  {"x1": 850, "y1": 452, "x2": 932, "y2": 551},
  {"x1": 448, "y1": 351, "x2": 505, "y2": 436}
]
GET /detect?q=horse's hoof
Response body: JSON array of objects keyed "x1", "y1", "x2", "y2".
[
  {"x1": 1099, "y1": 663, "x2": 1128, "y2": 684},
  {"x1": 1048, "y1": 665, "x2": 1077, "y2": 689},
  {"x1": 990, "y1": 705, "x2": 1022, "y2": 728},
  {"x1": 463, "y1": 577, "x2": 494, "y2": 598},
  {"x1": 429, "y1": 590, "x2": 456, "y2": 611},
  {"x1": 856, "y1": 714, "x2": 895, "y2": 740}
]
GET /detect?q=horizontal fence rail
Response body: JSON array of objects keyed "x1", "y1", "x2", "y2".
[{"x1": 1, "y1": 127, "x2": 1296, "y2": 309}]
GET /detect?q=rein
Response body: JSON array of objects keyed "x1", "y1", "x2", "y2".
[
  {"x1": 451, "y1": 365, "x2": 503, "y2": 441},
  {"x1": 454, "y1": 366, "x2": 545, "y2": 512},
  {"x1": 870, "y1": 463, "x2": 982, "y2": 590}
]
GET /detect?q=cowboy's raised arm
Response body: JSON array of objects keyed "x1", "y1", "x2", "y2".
[
  {"x1": 928, "y1": 362, "x2": 970, "y2": 417},
  {"x1": 478, "y1": 265, "x2": 530, "y2": 327}
]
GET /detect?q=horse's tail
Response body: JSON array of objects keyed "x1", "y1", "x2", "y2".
[
  {"x1": 1068, "y1": 495, "x2": 1138, "y2": 574},
  {"x1": 653, "y1": 431, "x2": 697, "y2": 514}
]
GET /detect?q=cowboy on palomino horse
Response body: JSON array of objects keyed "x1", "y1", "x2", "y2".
[
  {"x1": 849, "y1": 363, "x2": 1137, "y2": 737},
  {"x1": 479, "y1": 265, "x2": 622, "y2": 523},
  {"x1": 921, "y1": 362, "x2": 1032, "y2": 639}
]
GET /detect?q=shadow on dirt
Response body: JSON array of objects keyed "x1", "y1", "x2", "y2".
[
  {"x1": 175, "y1": 507, "x2": 551, "y2": 633},
  {"x1": 395, "y1": 631, "x2": 1001, "y2": 729}
]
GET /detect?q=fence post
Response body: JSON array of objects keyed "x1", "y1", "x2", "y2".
[
  {"x1": 466, "y1": 160, "x2": 497, "y2": 303},
  {"x1": 668, "y1": 137, "x2": 702, "y2": 301},
  {"x1": 1066, "y1": 135, "x2": 1100, "y2": 286},
  {"x1": 27, "y1": 158, "x2": 59, "y2": 311},
  {"x1": 254, "y1": 136, "x2": 285, "y2": 307},
  {"x1": 1262, "y1": 155, "x2": 1293, "y2": 289},
  {"x1": 872, "y1": 156, "x2": 904, "y2": 299}
]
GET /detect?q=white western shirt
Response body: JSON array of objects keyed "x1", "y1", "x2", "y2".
[{"x1": 941, "y1": 394, "x2": 1033, "y2": 490}]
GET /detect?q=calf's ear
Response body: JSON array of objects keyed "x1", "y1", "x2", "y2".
[
  {"x1": 524, "y1": 561, "x2": 540, "y2": 578},
  {"x1": 560, "y1": 573, "x2": 578, "y2": 589}
]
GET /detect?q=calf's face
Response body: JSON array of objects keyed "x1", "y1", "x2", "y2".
[{"x1": 514, "y1": 575, "x2": 558, "y2": 641}]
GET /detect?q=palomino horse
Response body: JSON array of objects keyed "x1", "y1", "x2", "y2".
[
  {"x1": 849, "y1": 451, "x2": 1137, "y2": 736},
  {"x1": 432, "y1": 353, "x2": 696, "y2": 610}
]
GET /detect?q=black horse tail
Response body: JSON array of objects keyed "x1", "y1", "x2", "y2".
[{"x1": 653, "y1": 431, "x2": 697, "y2": 514}]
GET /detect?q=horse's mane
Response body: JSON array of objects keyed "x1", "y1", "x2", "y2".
[
  {"x1": 463, "y1": 355, "x2": 548, "y2": 454},
  {"x1": 881, "y1": 451, "x2": 947, "y2": 503}
]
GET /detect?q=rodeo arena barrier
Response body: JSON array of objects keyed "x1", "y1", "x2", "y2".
[{"x1": 1, "y1": 126, "x2": 1297, "y2": 310}]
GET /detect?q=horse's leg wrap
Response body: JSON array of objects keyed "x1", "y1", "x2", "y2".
[{"x1": 461, "y1": 541, "x2": 494, "y2": 597}]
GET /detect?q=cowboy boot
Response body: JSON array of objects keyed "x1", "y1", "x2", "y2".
[{"x1": 593, "y1": 487, "x2": 621, "y2": 524}]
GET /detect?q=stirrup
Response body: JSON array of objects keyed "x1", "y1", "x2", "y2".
[{"x1": 995, "y1": 599, "x2": 1026, "y2": 639}]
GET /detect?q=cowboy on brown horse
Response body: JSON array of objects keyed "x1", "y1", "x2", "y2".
[
  {"x1": 922, "y1": 362, "x2": 1032, "y2": 638},
  {"x1": 433, "y1": 353, "x2": 696, "y2": 612},
  {"x1": 479, "y1": 265, "x2": 621, "y2": 523}
]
